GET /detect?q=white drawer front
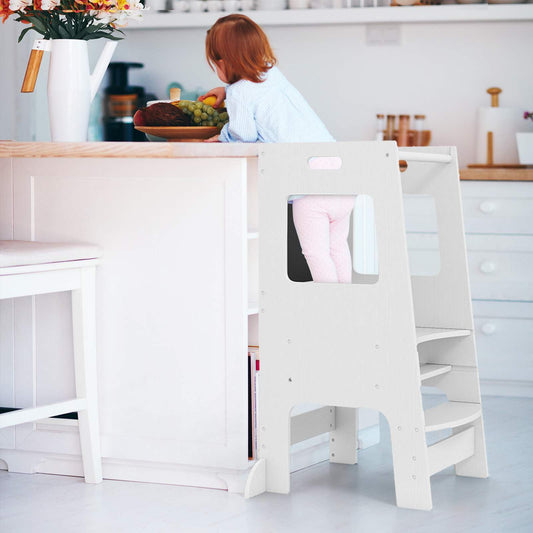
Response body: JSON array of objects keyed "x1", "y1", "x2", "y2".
[
  {"x1": 467, "y1": 235, "x2": 533, "y2": 301},
  {"x1": 462, "y1": 196, "x2": 533, "y2": 235},
  {"x1": 404, "y1": 182, "x2": 533, "y2": 236},
  {"x1": 473, "y1": 301, "x2": 533, "y2": 382},
  {"x1": 406, "y1": 233, "x2": 533, "y2": 301}
]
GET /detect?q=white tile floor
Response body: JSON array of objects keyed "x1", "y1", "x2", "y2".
[{"x1": 1, "y1": 395, "x2": 532, "y2": 533}]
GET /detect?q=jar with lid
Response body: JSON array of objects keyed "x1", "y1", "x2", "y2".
[
  {"x1": 384, "y1": 114, "x2": 395, "y2": 141},
  {"x1": 397, "y1": 114, "x2": 410, "y2": 147},
  {"x1": 414, "y1": 114, "x2": 426, "y2": 146}
]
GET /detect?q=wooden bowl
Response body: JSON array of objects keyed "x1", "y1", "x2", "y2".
[{"x1": 134, "y1": 126, "x2": 219, "y2": 142}]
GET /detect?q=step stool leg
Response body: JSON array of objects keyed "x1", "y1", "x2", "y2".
[
  {"x1": 72, "y1": 267, "x2": 102, "y2": 484},
  {"x1": 329, "y1": 407, "x2": 358, "y2": 464},
  {"x1": 261, "y1": 405, "x2": 291, "y2": 494},
  {"x1": 455, "y1": 417, "x2": 489, "y2": 478},
  {"x1": 389, "y1": 420, "x2": 432, "y2": 510}
]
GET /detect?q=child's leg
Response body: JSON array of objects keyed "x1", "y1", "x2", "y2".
[
  {"x1": 292, "y1": 196, "x2": 338, "y2": 283},
  {"x1": 327, "y1": 196, "x2": 356, "y2": 284}
]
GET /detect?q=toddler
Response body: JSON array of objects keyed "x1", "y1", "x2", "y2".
[{"x1": 201, "y1": 14, "x2": 354, "y2": 283}]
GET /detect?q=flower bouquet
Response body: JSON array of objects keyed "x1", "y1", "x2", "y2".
[{"x1": 1, "y1": 0, "x2": 145, "y2": 42}]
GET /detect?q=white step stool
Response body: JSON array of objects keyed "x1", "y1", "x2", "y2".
[
  {"x1": 0, "y1": 241, "x2": 103, "y2": 483},
  {"x1": 245, "y1": 142, "x2": 489, "y2": 510}
]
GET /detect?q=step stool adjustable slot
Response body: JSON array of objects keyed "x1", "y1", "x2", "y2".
[{"x1": 428, "y1": 426, "x2": 475, "y2": 476}]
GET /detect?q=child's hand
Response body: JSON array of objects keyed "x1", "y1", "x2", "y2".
[
  {"x1": 198, "y1": 87, "x2": 226, "y2": 108},
  {"x1": 204, "y1": 134, "x2": 220, "y2": 143}
]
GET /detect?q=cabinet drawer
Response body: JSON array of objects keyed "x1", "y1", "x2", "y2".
[
  {"x1": 473, "y1": 301, "x2": 533, "y2": 382},
  {"x1": 461, "y1": 181, "x2": 533, "y2": 236},
  {"x1": 406, "y1": 233, "x2": 533, "y2": 301},
  {"x1": 467, "y1": 235, "x2": 533, "y2": 301},
  {"x1": 403, "y1": 182, "x2": 533, "y2": 236}
]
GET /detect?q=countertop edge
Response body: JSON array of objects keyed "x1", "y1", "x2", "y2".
[{"x1": 0, "y1": 141, "x2": 260, "y2": 159}]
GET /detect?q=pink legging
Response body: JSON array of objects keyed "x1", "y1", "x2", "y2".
[{"x1": 292, "y1": 195, "x2": 355, "y2": 283}]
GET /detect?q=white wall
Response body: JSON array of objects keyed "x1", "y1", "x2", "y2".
[
  {"x1": 3, "y1": 19, "x2": 533, "y2": 167},
  {"x1": 113, "y1": 20, "x2": 533, "y2": 165}
]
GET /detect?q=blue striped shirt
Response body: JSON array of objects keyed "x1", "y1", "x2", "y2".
[{"x1": 218, "y1": 66, "x2": 334, "y2": 144}]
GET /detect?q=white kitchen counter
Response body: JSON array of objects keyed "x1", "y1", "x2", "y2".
[{"x1": 0, "y1": 142, "x2": 260, "y2": 490}]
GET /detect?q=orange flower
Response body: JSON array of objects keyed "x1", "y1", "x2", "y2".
[{"x1": 0, "y1": 0, "x2": 13, "y2": 23}]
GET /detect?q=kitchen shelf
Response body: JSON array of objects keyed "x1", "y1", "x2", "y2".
[{"x1": 126, "y1": 5, "x2": 533, "y2": 31}]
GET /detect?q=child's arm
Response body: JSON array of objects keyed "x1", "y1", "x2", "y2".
[
  {"x1": 218, "y1": 92, "x2": 258, "y2": 143},
  {"x1": 198, "y1": 87, "x2": 226, "y2": 108}
]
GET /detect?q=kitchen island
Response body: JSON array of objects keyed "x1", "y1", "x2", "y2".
[
  {"x1": 0, "y1": 141, "x2": 261, "y2": 490},
  {"x1": 1, "y1": 141, "x2": 381, "y2": 490}
]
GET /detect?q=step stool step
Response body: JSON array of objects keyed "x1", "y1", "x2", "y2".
[
  {"x1": 420, "y1": 364, "x2": 452, "y2": 382},
  {"x1": 424, "y1": 401, "x2": 481, "y2": 432},
  {"x1": 416, "y1": 327, "x2": 471, "y2": 345}
]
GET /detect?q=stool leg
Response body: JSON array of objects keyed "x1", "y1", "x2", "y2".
[
  {"x1": 329, "y1": 407, "x2": 358, "y2": 464},
  {"x1": 72, "y1": 266, "x2": 102, "y2": 483}
]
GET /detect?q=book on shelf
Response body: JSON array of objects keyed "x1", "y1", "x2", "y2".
[{"x1": 248, "y1": 346, "x2": 260, "y2": 460}]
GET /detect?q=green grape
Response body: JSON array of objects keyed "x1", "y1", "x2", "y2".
[
  {"x1": 201, "y1": 113, "x2": 208, "y2": 120},
  {"x1": 207, "y1": 120, "x2": 214, "y2": 126},
  {"x1": 193, "y1": 116, "x2": 202, "y2": 124},
  {"x1": 206, "y1": 107, "x2": 214, "y2": 116},
  {"x1": 194, "y1": 109, "x2": 202, "y2": 117},
  {"x1": 188, "y1": 104, "x2": 195, "y2": 112},
  {"x1": 213, "y1": 116, "x2": 219, "y2": 123},
  {"x1": 219, "y1": 112, "x2": 228, "y2": 121}
]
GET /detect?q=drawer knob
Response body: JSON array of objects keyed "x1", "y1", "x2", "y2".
[
  {"x1": 481, "y1": 323, "x2": 496, "y2": 335},
  {"x1": 480, "y1": 261, "x2": 496, "y2": 274},
  {"x1": 479, "y1": 201, "x2": 497, "y2": 214}
]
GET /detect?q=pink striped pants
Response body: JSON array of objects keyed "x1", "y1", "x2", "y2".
[{"x1": 292, "y1": 195, "x2": 355, "y2": 283}]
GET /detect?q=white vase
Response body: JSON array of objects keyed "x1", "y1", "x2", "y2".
[{"x1": 47, "y1": 39, "x2": 116, "y2": 142}]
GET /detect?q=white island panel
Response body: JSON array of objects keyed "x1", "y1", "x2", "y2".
[{"x1": 7, "y1": 156, "x2": 250, "y2": 474}]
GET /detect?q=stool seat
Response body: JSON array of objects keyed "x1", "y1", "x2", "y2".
[{"x1": 0, "y1": 240, "x2": 102, "y2": 268}]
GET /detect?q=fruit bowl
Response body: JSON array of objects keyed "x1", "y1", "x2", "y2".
[{"x1": 134, "y1": 126, "x2": 219, "y2": 142}]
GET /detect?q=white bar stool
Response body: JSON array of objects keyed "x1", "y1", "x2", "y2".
[{"x1": 0, "y1": 240, "x2": 103, "y2": 483}]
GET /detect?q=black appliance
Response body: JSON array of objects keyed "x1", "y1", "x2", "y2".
[{"x1": 104, "y1": 62, "x2": 149, "y2": 142}]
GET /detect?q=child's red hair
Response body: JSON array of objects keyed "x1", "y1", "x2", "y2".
[{"x1": 206, "y1": 14, "x2": 277, "y2": 84}]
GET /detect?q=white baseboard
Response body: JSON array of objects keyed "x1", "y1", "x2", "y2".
[{"x1": 0, "y1": 422, "x2": 381, "y2": 493}]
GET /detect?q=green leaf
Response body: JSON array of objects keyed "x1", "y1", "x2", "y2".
[
  {"x1": 85, "y1": 32, "x2": 124, "y2": 41},
  {"x1": 18, "y1": 26, "x2": 37, "y2": 43}
]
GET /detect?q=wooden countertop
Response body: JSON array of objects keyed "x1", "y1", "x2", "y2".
[
  {"x1": 460, "y1": 166, "x2": 533, "y2": 181},
  {"x1": 0, "y1": 141, "x2": 259, "y2": 159}
]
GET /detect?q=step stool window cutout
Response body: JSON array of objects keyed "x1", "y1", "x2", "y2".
[
  {"x1": 287, "y1": 194, "x2": 379, "y2": 285},
  {"x1": 403, "y1": 193, "x2": 441, "y2": 277}
]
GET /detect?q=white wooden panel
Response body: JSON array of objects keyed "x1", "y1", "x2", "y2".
[
  {"x1": 290, "y1": 406, "x2": 335, "y2": 445},
  {"x1": 460, "y1": 181, "x2": 533, "y2": 235},
  {"x1": 427, "y1": 426, "x2": 475, "y2": 476},
  {"x1": 8, "y1": 157, "x2": 249, "y2": 469},
  {"x1": 473, "y1": 301, "x2": 533, "y2": 383},
  {"x1": 0, "y1": 157, "x2": 15, "y2": 449},
  {"x1": 424, "y1": 402, "x2": 481, "y2": 432},
  {"x1": 407, "y1": 233, "x2": 533, "y2": 301},
  {"x1": 401, "y1": 147, "x2": 474, "y2": 330}
]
